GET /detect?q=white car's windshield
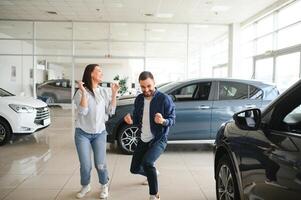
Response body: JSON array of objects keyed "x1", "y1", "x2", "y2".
[{"x1": 0, "y1": 88, "x2": 14, "y2": 97}]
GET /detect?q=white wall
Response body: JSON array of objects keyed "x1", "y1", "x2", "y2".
[{"x1": 0, "y1": 55, "x2": 33, "y2": 97}]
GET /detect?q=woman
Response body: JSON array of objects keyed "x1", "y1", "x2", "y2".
[{"x1": 74, "y1": 64, "x2": 119, "y2": 199}]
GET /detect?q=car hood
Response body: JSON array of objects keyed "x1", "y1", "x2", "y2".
[
  {"x1": 0, "y1": 96, "x2": 47, "y2": 108},
  {"x1": 117, "y1": 98, "x2": 135, "y2": 106}
]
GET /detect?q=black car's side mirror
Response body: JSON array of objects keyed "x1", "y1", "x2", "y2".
[{"x1": 233, "y1": 108, "x2": 261, "y2": 130}]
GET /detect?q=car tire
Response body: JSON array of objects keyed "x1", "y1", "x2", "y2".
[
  {"x1": 216, "y1": 155, "x2": 240, "y2": 200},
  {"x1": 0, "y1": 119, "x2": 12, "y2": 146},
  {"x1": 117, "y1": 124, "x2": 140, "y2": 155}
]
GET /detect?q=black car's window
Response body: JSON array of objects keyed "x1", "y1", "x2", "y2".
[
  {"x1": 171, "y1": 82, "x2": 211, "y2": 101},
  {"x1": 0, "y1": 88, "x2": 14, "y2": 97},
  {"x1": 249, "y1": 85, "x2": 263, "y2": 99},
  {"x1": 219, "y1": 82, "x2": 248, "y2": 100},
  {"x1": 283, "y1": 105, "x2": 301, "y2": 133}
]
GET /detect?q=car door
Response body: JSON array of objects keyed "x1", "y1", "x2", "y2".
[
  {"x1": 211, "y1": 81, "x2": 262, "y2": 139},
  {"x1": 60, "y1": 80, "x2": 72, "y2": 103},
  {"x1": 241, "y1": 87, "x2": 301, "y2": 199},
  {"x1": 168, "y1": 81, "x2": 213, "y2": 140}
]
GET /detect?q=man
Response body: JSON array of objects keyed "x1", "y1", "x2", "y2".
[{"x1": 124, "y1": 71, "x2": 176, "y2": 200}]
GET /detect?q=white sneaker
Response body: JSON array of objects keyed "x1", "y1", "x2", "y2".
[
  {"x1": 76, "y1": 184, "x2": 91, "y2": 199},
  {"x1": 149, "y1": 195, "x2": 160, "y2": 200},
  {"x1": 100, "y1": 184, "x2": 109, "y2": 199},
  {"x1": 142, "y1": 170, "x2": 160, "y2": 185}
]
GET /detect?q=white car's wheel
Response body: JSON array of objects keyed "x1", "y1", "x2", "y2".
[{"x1": 0, "y1": 119, "x2": 12, "y2": 146}]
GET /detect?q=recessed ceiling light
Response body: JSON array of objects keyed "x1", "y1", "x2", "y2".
[
  {"x1": 211, "y1": 5, "x2": 230, "y2": 12},
  {"x1": 144, "y1": 13, "x2": 154, "y2": 17},
  {"x1": 192, "y1": 25, "x2": 209, "y2": 28},
  {"x1": 47, "y1": 11, "x2": 58, "y2": 15},
  {"x1": 108, "y1": 3, "x2": 123, "y2": 8},
  {"x1": 150, "y1": 29, "x2": 166, "y2": 33},
  {"x1": 156, "y1": 13, "x2": 174, "y2": 18}
]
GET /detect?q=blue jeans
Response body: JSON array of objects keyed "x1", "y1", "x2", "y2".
[
  {"x1": 75, "y1": 128, "x2": 109, "y2": 186},
  {"x1": 130, "y1": 138, "x2": 167, "y2": 195}
]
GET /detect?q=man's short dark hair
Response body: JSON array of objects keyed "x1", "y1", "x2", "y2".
[{"x1": 138, "y1": 71, "x2": 154, "y2": 81}]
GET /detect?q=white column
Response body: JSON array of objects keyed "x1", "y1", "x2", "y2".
[{"x1": 228, "y1": 23, "x2": 240, "y2": 78}]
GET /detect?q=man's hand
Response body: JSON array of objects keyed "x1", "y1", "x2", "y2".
[
  {"x1": 124, "y1": 113, "x2": 133, "y2": 125},
  {"x1": 154, "y1": 113, "x2": 165, "y2": 125}
]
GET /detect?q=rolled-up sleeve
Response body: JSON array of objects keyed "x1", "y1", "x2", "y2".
[
  {"x1": 103, "y1": 88, "x2": 116, "y2": 116},
  {"x1": 74, "y1": 90, "x2": 89, "y2": 115}
]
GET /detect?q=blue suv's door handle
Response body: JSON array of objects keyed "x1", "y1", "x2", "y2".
[{"x1": 197, "y1": 105, "x2": 211, "y2": 109}]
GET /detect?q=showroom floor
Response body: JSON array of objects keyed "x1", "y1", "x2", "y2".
[{"x1": 0, "y1": 108, "x2": 216, "y2": 200}]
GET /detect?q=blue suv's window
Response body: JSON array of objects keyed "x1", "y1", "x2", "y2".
[
  {"x1": 219, "y1": 82, "x2": 248, "y2": 100},
  {"x1": 249, "y1": 85, "x2": 263, "y2": 99},
  {"x1": 171, "y1": 82, "x2": 211, "y2": 101}
]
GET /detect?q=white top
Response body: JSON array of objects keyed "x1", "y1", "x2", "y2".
[
  {"x1": 141, "y1": 98, "x2": 154, "y2": 142},
  {"x1": 74, "y1": 86, "x2": 116, "y2": 134}
]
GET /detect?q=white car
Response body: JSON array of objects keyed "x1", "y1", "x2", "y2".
[{"x1": 0, "y1": 88, "x2": 51, "y2": 145}]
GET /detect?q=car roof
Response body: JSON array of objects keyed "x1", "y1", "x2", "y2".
[{"x1": 176, "y1": 78, "x2": 275, "y2": 88}]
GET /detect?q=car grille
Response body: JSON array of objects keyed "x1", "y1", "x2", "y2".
[{"x1": 34, "y1": 106, "x2": 50, "y2": 125}]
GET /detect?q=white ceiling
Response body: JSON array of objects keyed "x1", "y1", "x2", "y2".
[{"x1": 0, "y1": 0, "x2": 285, "y2": 24}]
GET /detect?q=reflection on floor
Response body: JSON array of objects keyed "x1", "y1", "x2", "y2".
[{"x1": 0, "y1": 107, "x2": 216, "y2": 200}]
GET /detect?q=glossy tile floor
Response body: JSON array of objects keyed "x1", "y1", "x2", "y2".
[{"x1": 0, "y1": 108, "x2": 216, "y2": 200}]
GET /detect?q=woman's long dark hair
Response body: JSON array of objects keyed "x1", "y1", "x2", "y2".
[{"x1": 82, "y1": 64, "x2": 99, "y2": 96}]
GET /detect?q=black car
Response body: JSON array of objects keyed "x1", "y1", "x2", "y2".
[{"x1": 214, "y1": 79, "x2": 301, "y2": 200}]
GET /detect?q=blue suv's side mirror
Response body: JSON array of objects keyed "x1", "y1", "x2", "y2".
[{"x1": 233, "y1": 108, "x2": 261, "y2": 130}]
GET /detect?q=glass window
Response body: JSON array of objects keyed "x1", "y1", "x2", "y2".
[
  {"x1": 74, "y1": 41, "x2": 108, "y2": 56},
  {"x1": 171, "y1": 83, "x2": 211, "y2": 102},
  {"x1": 171, "y1": 82, "x2": 211, "y2": 101},
  {"x1": 74, "y1": 22, "x2": 109, "y2": 40},
  {"x1": 283, "y1": 105, "x2": 301, "y2": 128},
  {"x1": 256, "y1": 34, "x2": 273, "y2": 54},
  {"x1": 110, "y1": 23, "x2": 144, "y2": 41},
  {"x1": 237, "y1": 58, "x2": 253, "y2": 79},
  {"x1": 0, "y1": 88, "x2": 14, "y2": 97},
  {"x1": 145, "y1": 58, "x2": 186, "y2": 83},
  {"x1": 241, "y1": 42, "x2": 255, "y2": 58},
  {"x1": 35, "y1": 41, "x2": 72, "y2": 55},
  {"x1": 241, "y1": 24, "x2": 256, "y2": 43},
  {"x1": 110, "y1": 42, "x2": 144, "y2": 57},
  {"x1": 255, "y1": 58, "x2": 273, "y2": 83},
  {"x1": 256, "y1": 14, "x2": 274, "y2": 37},
  {"x1": 0, "y1": 21, "x2": 33, "y2": 39},
  {"x1": 278, "y1": 1, "x2": 301, "y2": 29},
  {"x1": 249, "y1": 85, "x2": 263, "y2": 99},
  {"x1": 219, "y1": 82, "x2": 248, "y2": 100},
  {"x1": 146, "y1": 42, "x2": 186, "y2": 58},
  {"x1": 277, "y1": 23, "x2": 301, "y2": 49},
  {"x1": 213, "y1": 66, "x2": 228, "y2": 78},
  {"x1": 0, "y1": 40, "x2": 32, "y2": 54},
  {"x1": 36, "y1": 22, "x2": 72, "y2": 40},
  {"x1": 146, "y1": 24, "x2": 187, "y2": 42},
  {"x1": 275, "y1": 52, "x2": 300, "y2": 92}
]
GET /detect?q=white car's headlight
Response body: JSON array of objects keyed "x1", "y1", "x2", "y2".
[{"x1": 9, "y1": 104, "x2": 35, "y2": 113}]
